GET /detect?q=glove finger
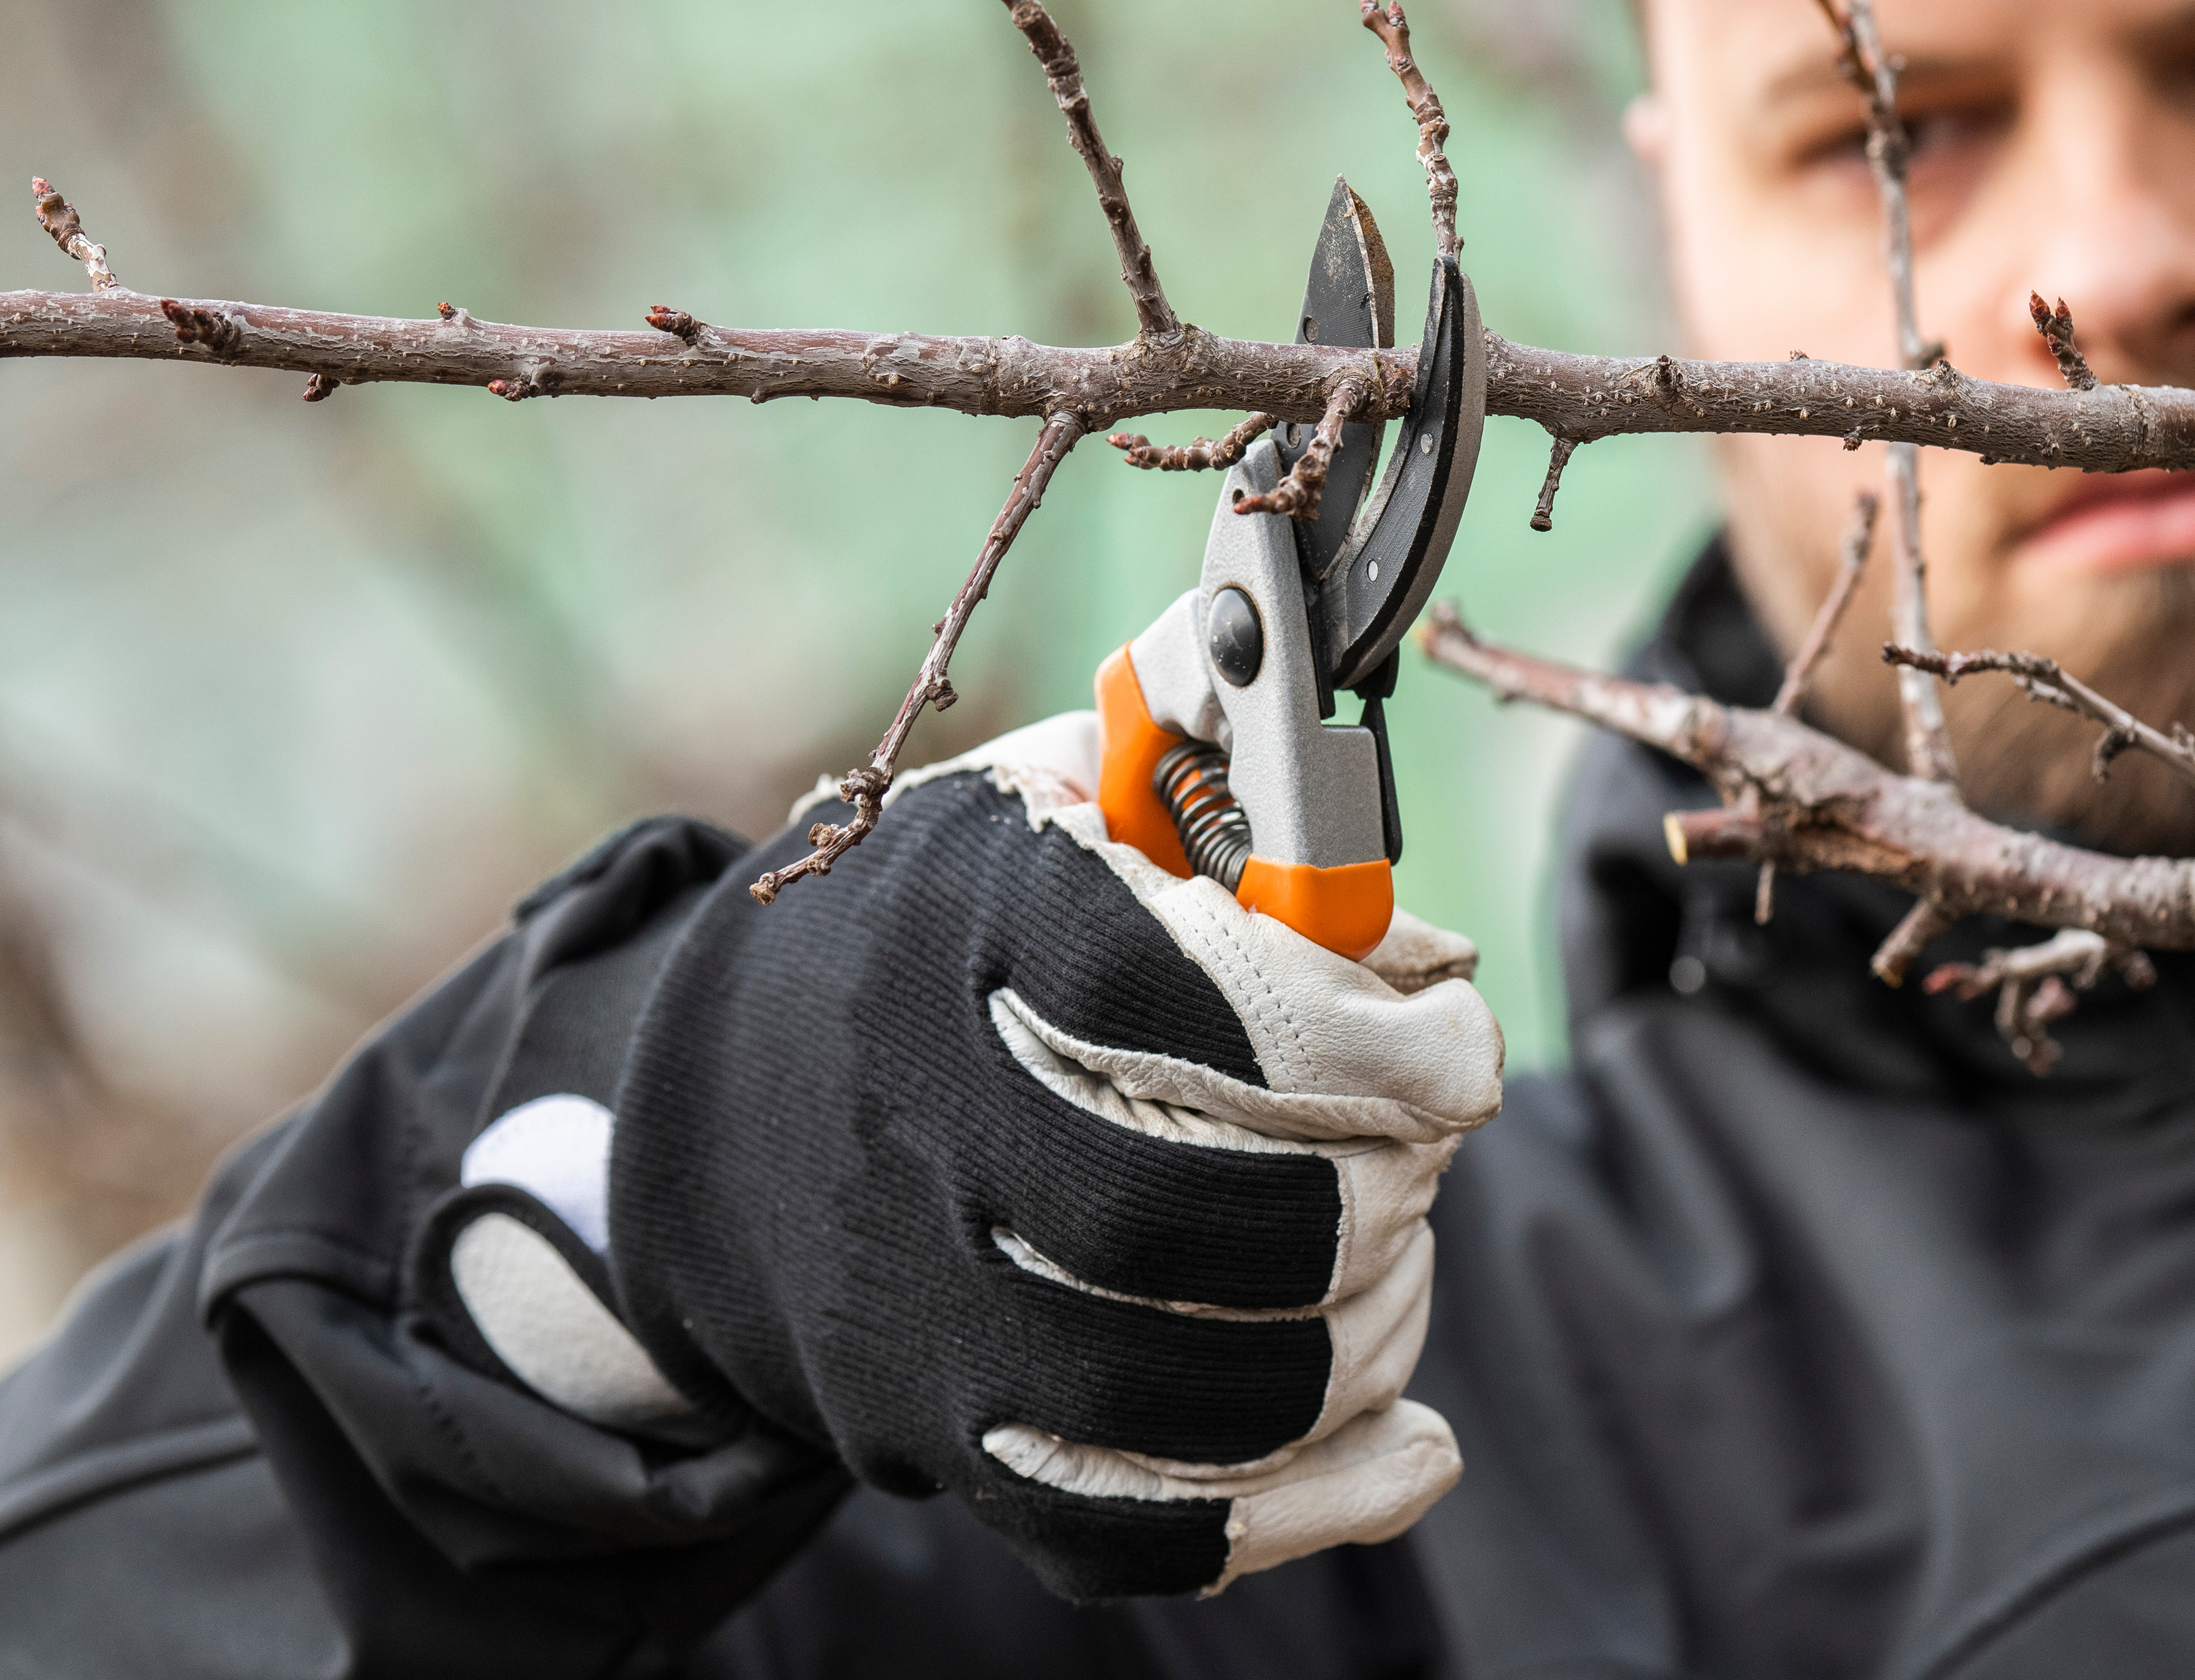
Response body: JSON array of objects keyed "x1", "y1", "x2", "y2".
[
  {"x1": 981, "y1": 1399, "x2": 1461, "y2": 1598},
  {"x1": 988, "y1": 1218, "x2": 1433, "y2": 1471},
  {"x1": 975, "y1": 1259, "x2": 1331, "y2": 1465},
  {"x1": 1008, "y1": 805, "x2": 1504, "y2": 1144},
  {"x1": 991, "y1": 987, "x2": 1457, "y2": 1307}
]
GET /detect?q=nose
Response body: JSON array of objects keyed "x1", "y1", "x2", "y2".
[{"x1": 2011, "y1": 58, "x2": 2195, "y2": 388}]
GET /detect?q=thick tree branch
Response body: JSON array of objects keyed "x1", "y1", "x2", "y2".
[
  {"x1": 30, "y1": 179, "x2": 120, "y2": 291},
  {"x1": 1234, "y1": 380, "x2": 1366, "y2": 519},
  {"x1": 750, "y1": 412, "x2": 1085, "y2": 904},
  {"x1": 1419, "y1": 603, "x2": 2195, "y2": 954},
  {"x1": 1108, "y1": 412, "x2": 1274, "y2": 471},
  {"x1": 1481, "y1": 338, "x2": 2194, "y2": 470},
  {"x1": 12, "y1": 291, "x2": 2190, "y2": 470},
  {"x1": 1360, "y1": 3, "x2": 1458, "y2": 262},
  {"x1": 1884, "y1": 645, "x2": 2195, "y2": 790},
  {"x1": 1005, "y1": 1, "x2": 1178, "y2": 341}
]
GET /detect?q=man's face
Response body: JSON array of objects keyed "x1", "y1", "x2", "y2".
[{"x1": 1633, "y1": 0, "x2": 2195, "y2": 852}]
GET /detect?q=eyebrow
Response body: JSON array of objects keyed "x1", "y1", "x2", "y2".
[
  {"x1": 2130, "y1": 3, "x2": 2195, "y2": 50},
  {"x1": 1755, "y1": 3, "x2": 2195, "y2": 115},
  {"x1": 1754, "y1": 49, "x2": 2007, "y2": 115}
]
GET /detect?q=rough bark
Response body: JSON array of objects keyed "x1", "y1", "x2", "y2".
[
  {"x1": 9, "y1": 292, "x2": 2192, "y2": 473},
  {"x1": 1420, "y1": 605, "x2": 2195, "y2": 955}
]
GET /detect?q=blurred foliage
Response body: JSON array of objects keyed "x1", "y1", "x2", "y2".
[{"x1": 0, "y1": 0, "x2": 1709, "y2": 1353}]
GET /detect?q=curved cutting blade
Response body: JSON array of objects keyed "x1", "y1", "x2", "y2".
[{"x1": 1322, "y1": 256, "x2": 1486, "y2": 692}]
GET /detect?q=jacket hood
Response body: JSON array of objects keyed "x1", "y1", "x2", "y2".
[{"x1": 1552, "y1": 542, "x2": 2195, "y2": 1126}]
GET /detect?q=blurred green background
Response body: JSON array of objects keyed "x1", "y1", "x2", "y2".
[{"x1": 0, "y1": 0, "x2": 1710, "y2": 1357}]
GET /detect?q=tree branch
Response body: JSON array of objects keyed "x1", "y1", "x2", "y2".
[
  {"x1": 1005, "y1": 1, "x2": 1178, "y2": 341},
  {"x1": 1923, "y1": 929, "x2": 2156, "y2": 1074},
  {"x1": 2028, "y1": 292, "x2": 2099, "y2": 392},
  {"x1": 1233, "y1": 380, "x2": 1366, "y2": 519},
  {"x1": 1774, "y1": 489, "x2": 1878, "y2": 716},
  {"x1": 1818, "y1": 0, "x2": 1957, "y2": 783},
  {"x1": 1884, "y1": 645, "x2": 2195, "y2": 790},
  {"x1": 1751, "y1": 488, "x2": 1880, "y2": 927},
  {"x1": 12, "y1": 289, "x2": 2188, "y2": 469},
  {"x1": 1360, "y1": 3, "x2": 1458, "y2": 262},
  {"x1": 750, "y1": 412, "x2": 1085, "y2": 904},
  {"x1": 1108, "y1": 412, "x2": 1274, "y2": 471},
  {"x1": 1530, "y1": 434, "x2": 1581, "y2": 533},
  {"x1": 1419, "y1": 603, "x2": 2195, "y2": 953},
  {"x1": 30, "y1": 178, "x2": 120, "y2": 291}
]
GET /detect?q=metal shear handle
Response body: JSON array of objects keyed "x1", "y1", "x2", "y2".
[{"x1": 1096, "y1": 249, "x2": 1485, "y2": 961}]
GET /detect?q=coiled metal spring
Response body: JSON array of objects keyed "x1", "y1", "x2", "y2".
[{"x1": 1154, "y1": 740, "x2": 1252, "y2": 891}]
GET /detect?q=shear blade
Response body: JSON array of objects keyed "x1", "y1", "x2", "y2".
[
  {"x1": 1323, "y1": 255, "x2": 1487, "y2": 693},
  {"x1": 1276, "y1": 177, "x2": 1395, "y2": 588}
]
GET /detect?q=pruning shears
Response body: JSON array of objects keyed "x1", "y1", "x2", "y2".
[{"x1": 1095, "y1": 180, "x2": 1486, "y2": 959}]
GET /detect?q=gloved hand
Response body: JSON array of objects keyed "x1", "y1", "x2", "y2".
[{"x1": 451, "y1": 712, "x2": 1504, "y2": 1602}]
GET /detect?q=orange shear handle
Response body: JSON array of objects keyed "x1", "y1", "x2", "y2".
[{"x1": 1096, "y1": 644, "x2": 1393, "y2": 962}]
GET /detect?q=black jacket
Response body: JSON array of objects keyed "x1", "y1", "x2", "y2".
[{"x1": 5, "y1": 549, "x2": 2195, "y2": 1679}]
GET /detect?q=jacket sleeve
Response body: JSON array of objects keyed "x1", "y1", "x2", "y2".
[{"x1": 0, "y1": 816, "x2": 850, "y2": 1680}]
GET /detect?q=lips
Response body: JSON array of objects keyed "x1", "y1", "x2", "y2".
[{"x1": 2014, "y1": 468, "x2": 2195, "y2": 574}]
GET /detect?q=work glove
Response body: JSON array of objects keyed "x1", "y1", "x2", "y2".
[{"x1": 444, "y1": 712, "x2": 1504, "y2": 1602}]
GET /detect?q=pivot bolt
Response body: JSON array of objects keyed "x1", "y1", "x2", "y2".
[{"x1": 1208, "y1": 586, "x2": 1263, "y2": 687}]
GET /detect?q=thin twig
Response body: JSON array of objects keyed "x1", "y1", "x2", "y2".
[
  {"x1": 1819, "y1": 0, "x2": 1958, "y2": 785},
  {"x1": 1884, "y1": 645, "x2": 2195, "y2": 789},
  {"x1": 2027, "y1": 292, "x2": 2098, "y2": 391},
  {"x1": 1530, "y1": 434, "x2": 1580, "y2": 533},
  {"x1": 1359, "y1": 3, "x2": 1458, "y2": 262},
  {"x1": 750, "y1": 413, "x2": 1085, "y2": 904},
  {"x1": 1108, "y1": 413, "x2": 1274, "y2": 471},
  {"x1": 29, "y1": 179, "x2": 121, "y2": 291},
  {"x1": 1923, "y1": 930, "x2": 2156, "y2": 1074},
  {"x1": 1005, "y1": 1, "x2": 1177, "y2": 341},
  {"x1": 1773, "y1": 489, "x2": 1879, "y2": 715},
  {"x1": 1234, "y1": 381, "x2": 1366, "y2": 519},
  {"x1": 1757, "y1": 487, "x2": 1880, "y2": 925}
]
